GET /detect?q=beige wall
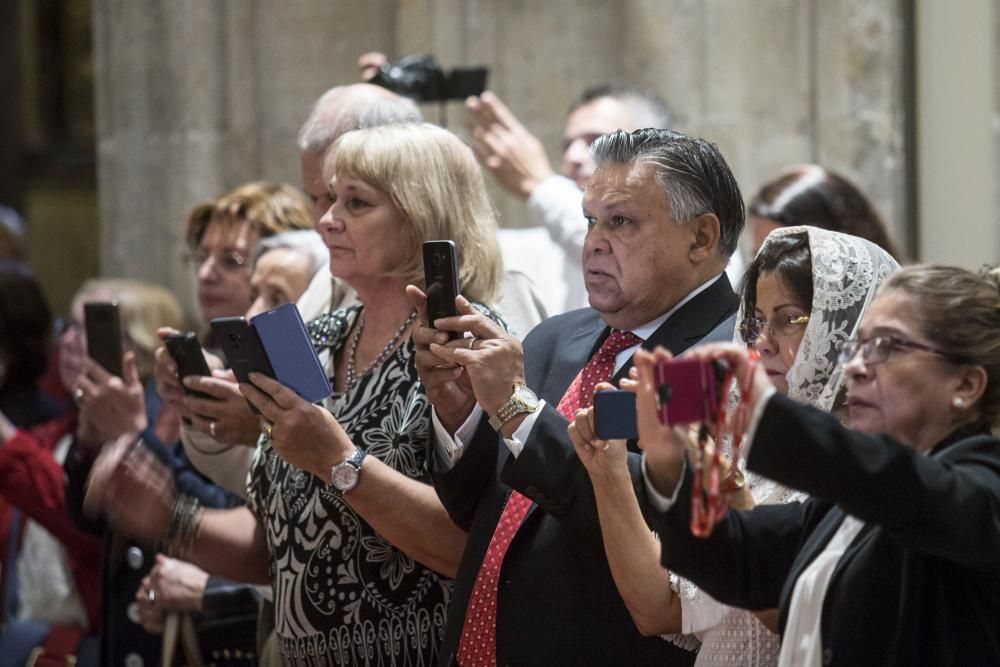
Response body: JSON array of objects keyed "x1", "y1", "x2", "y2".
[
  {"x1": 93, "y1": 0, "x2": 911, "y2": 318},
  {"x1": 915, "y1": 0, "x2": 999, "y2": 268}
]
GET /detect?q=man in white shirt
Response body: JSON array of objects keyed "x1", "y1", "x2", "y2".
[{"x1": 411, "y1": 127, "x2": 746, "y2": 665}]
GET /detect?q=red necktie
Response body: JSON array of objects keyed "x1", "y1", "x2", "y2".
[{"x1": 456, "y1": 330, "x2": 643, "y2": 666}]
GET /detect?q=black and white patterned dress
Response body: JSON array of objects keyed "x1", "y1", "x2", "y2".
[{"x1": 248, "y1": 305, "x2": 455, "y2": 666}]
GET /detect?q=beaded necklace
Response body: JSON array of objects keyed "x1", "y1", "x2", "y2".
[{"x1": 345, "y1": 310, "x2": 417, "y2": 391}]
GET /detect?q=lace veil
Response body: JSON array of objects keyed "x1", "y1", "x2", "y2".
[
  {"x1": 735, "y1": 225, "x2": 900, "y2": 414},
  {"x1": 675, "y1": 226, "x2": 900, "y2": 643}
]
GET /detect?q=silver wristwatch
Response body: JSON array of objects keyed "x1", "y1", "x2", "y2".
[
  {"x1": 488, "y1": 383, "x2": 540, "y2": 431},
  {"x1": 330, "y1": 447, "x2": 367, "y2": 495}
]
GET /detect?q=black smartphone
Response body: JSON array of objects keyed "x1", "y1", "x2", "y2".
[
  {"x1": 593, "y1": 389, "x2": 638, "y2": 440},
  {"x1": 164, "y1": 332, "x2": 212, "y2": 399},
  {"x1": 423, "y1": 240, "x2": 461, "y2": 341},
  {"x1": 84, "y1": 301, "x2": 123, "y2": 377},
  {"x1": 210, "y1": 316, "x2": 275, "y2": 415}
]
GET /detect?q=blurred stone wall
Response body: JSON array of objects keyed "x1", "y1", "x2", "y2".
[{"x1": 93, "y1": 0, "x2": 910, "y2": 317}]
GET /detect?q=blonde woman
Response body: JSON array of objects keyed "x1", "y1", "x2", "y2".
[{"x1": 90, "y1": 123, "x2": 506, "y2": 666}]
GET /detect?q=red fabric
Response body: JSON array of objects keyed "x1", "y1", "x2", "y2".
[
  {"x1": 32, "y1": 623, "x2": 86, "y2": 666},
  {"x1": 456, "y1": 330, "x2": 642, "y2": 665},
  {"x1": 555, "y1": 330, "x2": 642, "y2": 418},
  {"x1": 0, "y1": 413, "x2": 102, "y2": 631}
]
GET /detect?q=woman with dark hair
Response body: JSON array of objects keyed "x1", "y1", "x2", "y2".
[
  {"x1": 568, "y1": 227, "x2": 898, "y2": 665},
  {"x1": 748, "y1": 164, "x2": 900, "y2": 259},
  {"x1": 0, "y1": 260, "x2": 55, "y2": 429},
  {"x1": 637, "y1": 263, "x2": 1000, "y2": 664}
]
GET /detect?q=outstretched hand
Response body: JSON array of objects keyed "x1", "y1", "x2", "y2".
[
  {"x1": 465, "y1": 91, "x2": 555, "y2": 199},
  {"x1": 619, "y1": 348, "x2": 691, "y2": 498}
]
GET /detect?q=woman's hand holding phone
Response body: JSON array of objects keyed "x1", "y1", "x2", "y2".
[
  {"x1": 76, "y1": 352, "x2": 148, "y2": 448},
  {"x1": 239, "y1": 371, "x2": 355, "y2": 481},
  {"x1": 567, "y1": 382, "x2": 630, "y2": 481},
  {"x1": 619, "y1": 347, "x2": 691, "y2": 498},
  {"x1": 182, "y1": 370, "x2": 262, "y2": 446}
]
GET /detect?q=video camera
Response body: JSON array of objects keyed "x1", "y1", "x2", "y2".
[{"x1": 368, "y1": 54, "x2": 488, "y2": 103}]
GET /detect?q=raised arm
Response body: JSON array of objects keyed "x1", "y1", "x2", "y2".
[{"x1": 749, "y1": 394, "x2": 1000, "y2": 568}]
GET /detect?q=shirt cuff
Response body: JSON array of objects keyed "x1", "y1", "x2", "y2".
[
  {"x1": 501, "y1": 401, "x2": 547, "y2": 458},
  {"x1": 642, "y1": 454, "x2": 688, "y2": 512},
  {"x1": 431, "y1": 404, "x2": 484, "y2": 470},
  {"x1": 526, "y1": 176, "x2": 585, "y2": 242},
  {"x1": 740, "y1": 386, "x2": 777, "y2": 463}
]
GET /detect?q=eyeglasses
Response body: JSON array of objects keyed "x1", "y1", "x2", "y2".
[
  {"x1": 54, "y1": 317, "x2": 83, "y2": 338},
  {"x1": 186, "y1": 249, "x2": 249, "y2": 273},
  {"x1": 836, "y1": 336, "x2": 965, "y2": 367},
  {"x1": 740, "y1": 314, "x2": 810, "y2": 344}
]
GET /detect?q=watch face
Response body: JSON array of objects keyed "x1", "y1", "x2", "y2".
[
  {"x1": 332, "y1": 463, "x2": 359, "y2": 491},
  {"x1": 516, "y1": 385, "x2": 539, "y2": 409}
]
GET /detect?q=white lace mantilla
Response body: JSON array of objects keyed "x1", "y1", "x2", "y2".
[{"x1": 675, "y1": 226, "x2": 899, "y2": 666}]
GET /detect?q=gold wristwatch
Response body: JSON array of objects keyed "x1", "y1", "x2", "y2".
[{"x1": 488, "y1": 383, "x2": 541, "y2": 431}]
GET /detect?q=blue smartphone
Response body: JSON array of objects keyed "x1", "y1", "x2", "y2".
[
  {"x1": 593, "y1": 389, "x2": 638, "y2": 440},
  {"x1": 251, "y1": 303, "x2": 332, "y2": 404}
]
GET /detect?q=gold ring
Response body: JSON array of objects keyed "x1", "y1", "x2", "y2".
[
  {"x1": 209, "y1": 420, "x2": 218, "y2": 438},
  {"x1": 263, "y1": 422, "x2": 274, "y2": 440}
]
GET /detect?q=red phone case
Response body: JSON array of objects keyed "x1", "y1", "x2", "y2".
[{"x1": 654, "y1": 357, "x2": 719, "y2": 425}]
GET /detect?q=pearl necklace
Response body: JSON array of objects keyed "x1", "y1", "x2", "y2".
[{"x1": 345, "y1": 310, "x2": 417, "y2": 391}]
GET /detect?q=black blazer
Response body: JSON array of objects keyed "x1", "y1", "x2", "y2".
[
  {"x1": 433, "y1": 274, "x2": 738, "y2": 666},
  {"x1": 653, "y1": 394, "x2": 1000, "y2": 666}
]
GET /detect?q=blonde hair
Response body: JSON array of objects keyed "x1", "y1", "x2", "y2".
[
  {"x1": 76, "y1": 279, "x2": 184, "y2": 381},
  {"x1": 184, "y1": 181, "x2": 313, "y2": 247},
  {"x1": 326, "y1": 123, "x2": 502, "y2": 305}
]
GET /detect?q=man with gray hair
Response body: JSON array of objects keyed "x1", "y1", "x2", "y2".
[
  {"x1": 467, "y1": 83, "x2": 675, "y2": 315},
  {"x1": 412, "y1": 127, "x2": 745, "y2": 665},
  {"x1": 296, "y1": 83, "x2": 422, "y2": 319}
]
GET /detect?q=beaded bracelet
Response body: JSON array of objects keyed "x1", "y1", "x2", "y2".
[{"x1": 164, "y1": 493, "x2": 202, "y2": 558}]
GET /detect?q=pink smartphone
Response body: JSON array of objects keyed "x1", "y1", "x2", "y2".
[{"x1": 653, "y1": 357, "x2": 725, "y2": 425}]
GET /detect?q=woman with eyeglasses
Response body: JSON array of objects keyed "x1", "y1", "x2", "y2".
[
  {"x1": 634, "y1": 263, "x2": 1000, "y2": 665},
  {"x1": 567, "y1": 226, "x2": 897, "y2": 665},
  {"x1": 184, "y1": 181, "x2": 314, "y2": 336}
]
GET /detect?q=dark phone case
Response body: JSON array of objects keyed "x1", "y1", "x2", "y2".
[
  {"x1": 164, "y1": 332, "x2": 212, "y2": 399},
  {"x1": 593, "y1": 390, "x2": 638, "y2": 440},
  {"x1": 251, "y1": 303, "x2": 332, "y2": 404},
  {"x1": 84, "y1": 301, "x2": 123, "y2": 377},
  {"x1": 653, "y1": 358, "x2": 724, "y2": 425},
  {"x1": 423, "y1": 240, "x2": 461, "y2": 341},
  {"x1": 209, "y1": 317, "x2": 274, "y2": 415}
]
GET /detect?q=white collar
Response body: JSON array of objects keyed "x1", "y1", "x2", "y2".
[{"x1": 627, "y1": 272, "x2": 725, "y2": 340}]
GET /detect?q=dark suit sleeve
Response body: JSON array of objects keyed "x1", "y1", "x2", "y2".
[
  {"x1": 651, "y1": 463, "x2": 825, "y2": 611},
  {"x1": 749, "y1": 393, "x2": 1000, "y2": 569},
  {"x1": 499, "y1": 403, "x2": 647, "y2": 551},
  {"x1": 430, "y1": 413, "x2": 500, "y2": 532}
]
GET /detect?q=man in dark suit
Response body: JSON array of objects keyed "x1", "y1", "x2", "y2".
[{"x1": 410, "y1": 128, "x2": 745, "y2": 665}]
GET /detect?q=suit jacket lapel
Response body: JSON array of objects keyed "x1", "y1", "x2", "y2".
[
  {"x1": 611, "y1": 274, "x2": 738, "y2": 385},
  {"x1": 537, "y1": 311, "x2": 608, "y2": 405}
]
